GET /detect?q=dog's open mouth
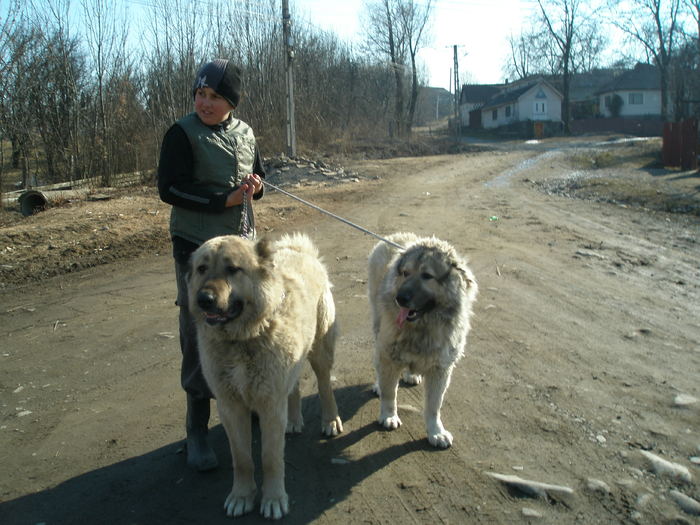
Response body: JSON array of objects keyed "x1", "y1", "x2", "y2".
[
  {"x1": 204, "y1": 312, "x2": 232, "y2": 325},
  {"x1": 396, "y1": 307, "x2": 419, "y2": 328},
  {"x1": 203, "y1": 300, "x2": 244, "y2": 326}
]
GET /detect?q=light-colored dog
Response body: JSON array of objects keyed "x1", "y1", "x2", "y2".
[
  {"x1": 368, "y1": 232, "x2": 477, "y2": 448},
  {"x1": 188, "y1": 233, "x2": 343, "y2": 520}
]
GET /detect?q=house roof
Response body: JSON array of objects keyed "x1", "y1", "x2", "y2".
[
  {"x1": 597, "y1": 63, "x2": 660, "y2": 94},
  {"x1": 480, "y1": 80, "x2": 562, "y2": 111},
  {"x1": 568, "y1": 69, "x2": 620, "y2": 101},
  {"x1": 459, "y1": 84, "x2": 502, "y2": 105},
  {"x1": 482, "y1": 84, "x2": 533, "y2": 109}
]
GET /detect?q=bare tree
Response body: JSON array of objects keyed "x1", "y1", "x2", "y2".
[
  {"x1": 536, "y1": 0, "x2": 593, "y2": 133},
  {"x1": 0, "y1": 0, "x2": 27, "y2": 168},
  {"x1": 673, "y1": 0, "x2": 700, "y2": 117},
  {"x1": 0, "y1": 0, "x2": 449, "y2": 192},
  {"x1": 506, "y1": 32, "x2": 536, "y2": 80},
  {"x1": 143, "y1": 0, "x2": 203, "y2": 125},
  {"x1": 26, "y1": 0, "x2": 86, "y2": 183},
  {"x1": 362, "y1": 0, "x2": 432, "y2": 137},
  {"x1": 608, "y1": 0, "x2": 684, "y2": 120},
  {"x1": 363, "y1": 0, "x2": 406, "y2": 136},
  {"x1": 571, "y1": 21, "x2": 608, "y2": 72},
  {"x1": 397, "y1": 0, "x2": 433, "y2": 134},
  {"x1": 682, "y1": 0, "x2": 699, "y2": 39},
  {"x1": 0, "y1": 0, "x2": 24, "y2": 76},
  {"x1": 81, "y1": 0, "x2": 129, "y2": 184},
  {"x1": 0, "y1": 1, "x2": 34, "y2": 193}
]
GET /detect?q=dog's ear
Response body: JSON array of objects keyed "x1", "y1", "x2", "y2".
[
  {"x1": 452, "y1": 262, "x2": 476, "y2": 289},
  {"x1": 394, "y1": 251, "x2": 409, "y2": 274},
  {"x1": 255, "y1": 237, "x2": 273, "y2": 261}
]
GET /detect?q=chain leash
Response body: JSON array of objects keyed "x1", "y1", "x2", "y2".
[{"x1": 239, "y1": 188, "x2": 253, "y2": 239}]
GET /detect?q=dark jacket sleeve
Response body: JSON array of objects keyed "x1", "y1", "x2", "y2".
[
  {"x1": 252, "y1": 146, "x2": 266, "y2": 200},
  {"x1": 157, "y1": 124, "x2": 228, "y2": 213}
]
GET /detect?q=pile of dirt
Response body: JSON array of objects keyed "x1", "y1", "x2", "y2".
[
  {"x1": 535, "y1": 174, "x2": 700, "y2": 215},
  {"x1": 530, "y1": 137, "x2": 700, "y2": 216},
  {"x1": 0, "y1": 154, "x2": 367, "y2": 289},
  {"x1": 0, "y1": 187, "x2": 171, "y2": 288},
  {"x1": 264, "y1": 155, "x2": 365, "y2": 187}
]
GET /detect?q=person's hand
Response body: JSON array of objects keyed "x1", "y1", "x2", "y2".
[
  {"x1": 243, "y1": 174, "x2": 263, "y2": 195},
  {"x1": 224, "y1": 175, "x2": 262, "y2": 207}
]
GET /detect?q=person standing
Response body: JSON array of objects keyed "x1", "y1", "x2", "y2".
[{"x1": 157, "y1": 59, "x2": 265, "y2": 471}]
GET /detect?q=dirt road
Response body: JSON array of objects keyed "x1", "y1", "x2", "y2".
[{"x1": 1, "y1": 137, "x2": 699, "y2": 524}]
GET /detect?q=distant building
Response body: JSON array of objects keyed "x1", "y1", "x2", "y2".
[
  {"x1": 596, "y1": 63, "x2": 662, "y2": 118},
  {"x1": 478, "y1": 79, "x2": 563, "y2": 130},
  {"x1": 458, "y1": 84, "x2": 502, "y2": 127}
]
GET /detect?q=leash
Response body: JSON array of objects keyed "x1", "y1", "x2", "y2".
[
  {"x1": 262, "y1": 180, "x2": 405, "y2": 250},
  {"x1": 239, "y1": 187, "x2": 254, "y2": 239}
]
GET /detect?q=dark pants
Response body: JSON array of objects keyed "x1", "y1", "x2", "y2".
[{"x1": 175, "y1": 259, "x2": 214, "y2": 400}]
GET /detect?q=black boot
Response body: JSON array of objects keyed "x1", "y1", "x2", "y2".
[{"x1": 186, "y1": 394, "x2": 218, "y2": 472}]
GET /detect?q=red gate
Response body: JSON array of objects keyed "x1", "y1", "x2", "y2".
[{"x1": 663, "y1": 118, "x2": 698, "y2": 170}]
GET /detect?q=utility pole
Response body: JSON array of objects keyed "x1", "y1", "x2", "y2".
[
  {"x1": 453, "y1": 44, "x2": 462, "y2": 136},
  {"x1": 453, "y1": 45, "x2": 459, "y2": 116},
  {"x1": 282, "y1": 0, "x2": 296, "y2": 157}
]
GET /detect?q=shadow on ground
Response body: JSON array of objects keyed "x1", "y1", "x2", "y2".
[{"x1": 2, "y1": 384, "x2": 435, "y2": 524}]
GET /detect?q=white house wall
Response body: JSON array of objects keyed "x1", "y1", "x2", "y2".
[
  {"x1": 519, "y1": 84, "x2": 562, "y2": 122},
  {"x1": 599, "y1": 90, "x2": 661, "y2": 117},
  {"x1": 482, "y1": 103, "x2": 516, "y2": 129},
  {"x1": 482, "y1": 82, "x2": 562, "y2": 129},
  {"x1": 459, "y1": 103, "x2": 479, "y2": 126}
]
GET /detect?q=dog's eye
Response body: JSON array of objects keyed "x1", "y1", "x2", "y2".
[
  {"x1": 420, "y1": 272, "x2": 434, "y2": 280},
  {"x1": 226, "y1": 265, "x2": 240, "y2": 275},
  {"x1": 196, "y1": 264, "x2": 207, "y2": 274}
]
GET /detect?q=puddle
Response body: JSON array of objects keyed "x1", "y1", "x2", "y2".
[{"x1": 593, "y1": 137, "x2": 656, "y2": 146}]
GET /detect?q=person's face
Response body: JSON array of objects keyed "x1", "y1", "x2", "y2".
[{"x1": 194, "y1": 86, "x2": 233, "y2": 126}]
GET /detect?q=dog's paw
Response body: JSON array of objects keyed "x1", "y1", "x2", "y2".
[
  {"x1": 322, "y1": 416, "x2": 343, "y2": 437},
  {"x1": 224, "y1": 489, "x2": 256, "y2": 517},
  {"x1": 260, "y1": 493, "x2": 289, "y2": 520},
  {"x1": 379, "y1": 414, "x2": 402, "y2": 430},
  {"x1": 401, "y1": 372, "x2": 423, "y2": 385},
  {"x1": 286, "y1": 419, "x2": 304, "y2": 434},
  {"x1": 371, "y1": 383, "x2": 380, "y2": 396},
  {"x1": 428, "y1": 429, "x2": 453, "y2": 449}
]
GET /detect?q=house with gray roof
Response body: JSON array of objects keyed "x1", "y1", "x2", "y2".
[
  {"x1": 458, "y1": 84, "x2": 502, "y2": 127},
  {"x1": 597, "y1": 63, "x2": 661, "y2": 117},
  {"x1": 479, "y1": 79, "x2": 562, "y2": 129}
]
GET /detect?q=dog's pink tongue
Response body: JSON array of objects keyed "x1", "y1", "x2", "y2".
[{"x1": 396, "y1": 308, "x2": 410, "y2": 329}]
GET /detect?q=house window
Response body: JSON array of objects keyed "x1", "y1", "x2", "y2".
[
  {"x1": 604, "y1": 95, "x2": 611, "y2": 108},
  {"x1": 505, "y1": 105, "x2": 511, "y2": 117},
  {"x1": 492, "y1": 109, "x2": 498, "y2": 120},
  {"x1": 628, "y1": 93, "x2": 643, "y2": 104},
  {"x1": 534, "y1": 102, "x2": 547, "y2": 115}
]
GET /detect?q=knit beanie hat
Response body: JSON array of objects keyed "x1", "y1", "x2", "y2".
[{"x1": 193, "y1": 59, "x2": 242, "y2": 108}]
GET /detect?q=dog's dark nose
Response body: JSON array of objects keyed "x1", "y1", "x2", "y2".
[
  {"x1": 396, "y1": 289, "x2": 412, "y2": 308},
  {"x1": 197, "y1": 289, "x2": 216, "y2": 310}
]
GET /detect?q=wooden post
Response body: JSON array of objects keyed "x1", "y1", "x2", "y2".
[{"x1": 282, "y1": 0, "x2": 297, "y2": 158}]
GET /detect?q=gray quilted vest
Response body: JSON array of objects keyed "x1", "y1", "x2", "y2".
[{"x1": 170, "y1": 112, "x2": 257, "y2": 245}]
